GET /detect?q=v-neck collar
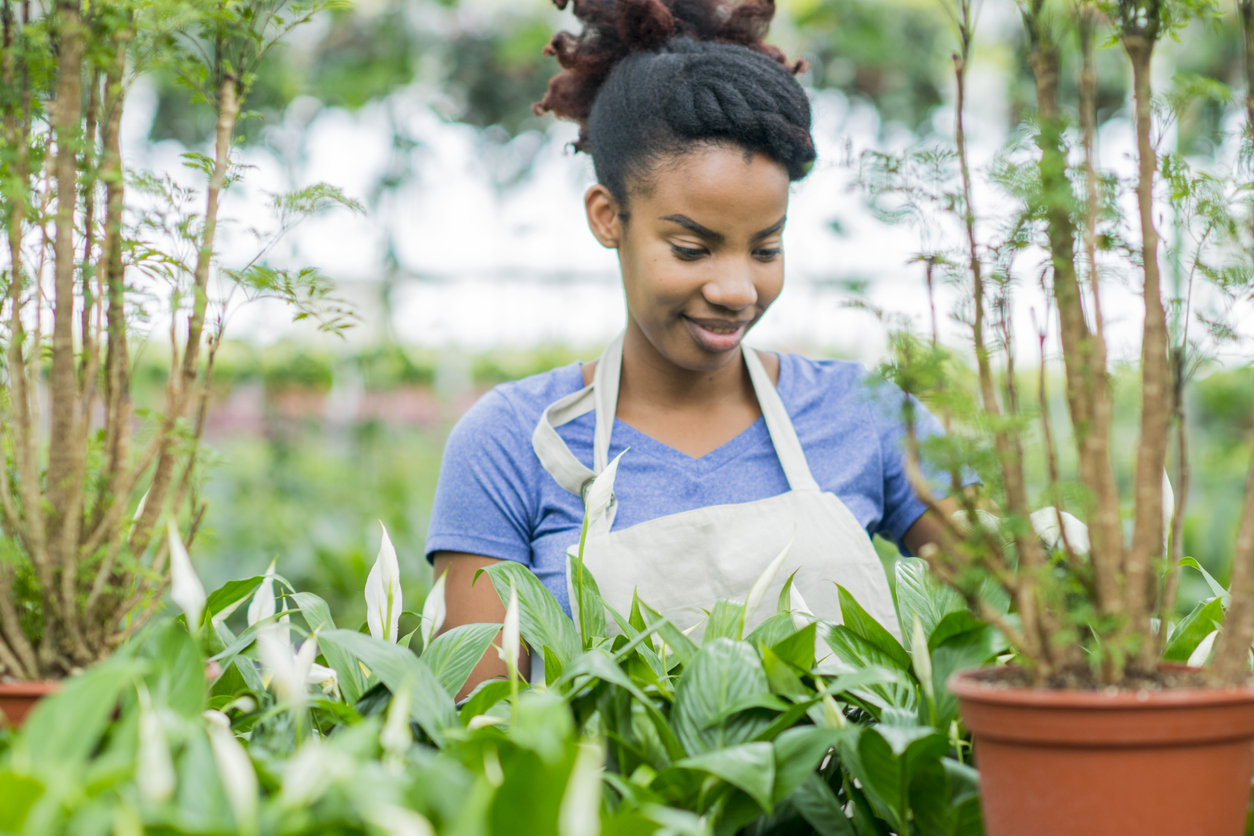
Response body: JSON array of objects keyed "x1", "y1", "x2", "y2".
[{"x1": 604, "y1": 352, "x2": 792, "y2": 471}]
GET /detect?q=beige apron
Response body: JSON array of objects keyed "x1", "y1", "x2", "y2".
[{"x1": 531, "y1": 333, "x2": 900, "y2": 646}]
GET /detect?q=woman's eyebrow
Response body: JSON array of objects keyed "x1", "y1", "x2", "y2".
[
  {"x1": 660, "y1": 214, "x2": 724, "y2": 243},
  {"x1": 751, "y1": 217, "x2": 787, "y2": 241}
]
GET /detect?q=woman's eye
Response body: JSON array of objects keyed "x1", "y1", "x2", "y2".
[
  {"x1": 671, "y1": 245, "x2": 708, "y2": 260},
  {"x1": 755, "y1": 248, "x2": 783, "y2": 261}
]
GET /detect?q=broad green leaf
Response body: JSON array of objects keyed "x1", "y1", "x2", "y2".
[
  {"x1": 929, "y1": 625, "x2": 1007, "y2": 730},
  {"x1": 791, "y1": 773, "x2": 856, "y2": 836},
  {"x1": 838, "y1": 585, "x2": 911, "y2": 672},
  {"x1": 318, "y1": 629, "x2": 457, "y2": 744},
  {"x1": 1164, "y1": 596, "x2": 1225, "y2": 662},
  {"x1": 482, "y1": 562, "x2": 581, "y2": 672},
  {"x1": 21, "y1": 657, "x2": 145, "y2": 771},
  {"x1": 706, "y1": 599, "x2": 747, "y2": 642},
  {"x1": 777, "y1": 570, "x2": 801, "y2": 617},
  {"x1": 702, "y1": 693, "x2": 791, "y2": 728},
  {"x1": 673, "y1": 638, "x2": 773, "y2": 755},
  {"x1": 147, "y1": 620, "x2": 206, "y2": 718},
  {"x1": 895, "y1": 558, "x2": 965, "y2": 644},
  {"x1": 771, "y1": 727, "x2": 847, "y2": 801},
  {"x1": 293, "y1": 591, "x2": 366, "y2": 703},
  {"x1": 674, "y1": 741, "x2": 777, "y2": 812},
  {"x1": 746, "y1": 613, "x2": 800, "y2": 651},
  {"x1": 205, "y1": 576, "x2": 265, "y2": 622},
  {"x1": 636, "y1": 599, "x2": 698, "y2": 667},
  {"x1": 459, "y1": 680, "x2": 512, "y2": 725},
  {"x1": 762, "y1": 646, "x2": 809, "y2": 698},
  {"x1": 0, "y1": 772, "x2": 43, "y2": 832},
  {"x1": 856, "y1": 723, "x2": 948, "y2": 834},
  {"x1": 927, "y1": 610, "x2": 986, "y2": 651},
  {"x1": 769, "y1": 622, "x2": 817, "y2": 670},
  {"x1": 559, "y1": 649, "x2": 685, "y2": 761},
  {"x1": 1180, "y1": 557, "x2": 1229, "y2": 604},
  {"x1": 420, "y1": 622, "x2": 500, "y2": 698},
  {"x1": 570, "y1": 553, "x2": 608, "y2": 644},
  {"x1": 823, "y1": 626, "x2": 916, "y2": 714}
]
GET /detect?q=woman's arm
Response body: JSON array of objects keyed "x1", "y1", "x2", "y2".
[{"x1": 431, "y1": 551, "x2": 532, "y2": 701}]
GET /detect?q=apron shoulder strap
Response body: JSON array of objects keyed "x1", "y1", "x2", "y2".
[
  {"x1": 743, "y1": 348, "x2": 822, "y2": 492},
  {"x1": 532, "y1": 384, "x2": 597, "y2": 497}
]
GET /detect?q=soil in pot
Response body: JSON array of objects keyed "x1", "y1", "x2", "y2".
[
  {"x1": 0, "y1": 680, "x2": 59, "y2": 728},
  {"x1": 951, "y1": 667, "x2": 1254, "y2": 836}
]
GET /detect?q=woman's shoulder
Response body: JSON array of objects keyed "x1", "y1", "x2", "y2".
[
  {"x1": 450, "y1": 361, "x2": 587, "y2": 442},
  {"x1": 778, "y1": 352, "x2": 877, "y2": 403}
]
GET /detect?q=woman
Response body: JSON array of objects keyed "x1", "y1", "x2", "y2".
[{"x1": 426, "y1": 0, "x2": 961, "y2": 696}]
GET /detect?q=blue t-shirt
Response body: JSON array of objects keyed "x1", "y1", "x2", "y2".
[{"x1": 425, "y1": 353, "x2": 955, "y2": 615}]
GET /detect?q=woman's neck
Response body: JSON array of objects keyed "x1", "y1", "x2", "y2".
[{"x1": 618, "y1": 321, "x2": 752, "y2": 413}]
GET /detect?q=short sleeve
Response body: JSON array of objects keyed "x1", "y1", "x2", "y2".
[
  {"x1": 868, "y1": 380, "x2": 978, "y2": 549},
  {"x1": 424, "y1": 390, "x2": 537, "y2": 566}
]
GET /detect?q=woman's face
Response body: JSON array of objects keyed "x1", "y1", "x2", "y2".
[{"x1": 585, "y1": 143, "x2": 791, "y2": 373}]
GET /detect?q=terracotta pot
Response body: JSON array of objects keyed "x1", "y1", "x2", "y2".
[
  {"x1": 0, "y1": 680, "x2": 59, "y2": 728},
  {"x1": 950, "y1": 668, "x2": 1254, "y2": 836}
]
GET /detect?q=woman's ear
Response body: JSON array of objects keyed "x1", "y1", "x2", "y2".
[{"x1": 585, "y1": 184, "x2": 623, "y2": 249}]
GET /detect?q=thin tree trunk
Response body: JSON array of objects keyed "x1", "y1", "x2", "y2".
[
  {"x1": 954, "y1": 38, "x2": 1051, "y2": 678},
  {"x1": 1212, "y1": 423, "x2": 1254, "y2": 684},
  {"x1": 129, "y1": 76, "x2": 238, "y2": 559},
  {"x1": 1123, "y1": 31, "x2": 1172, "y2": 669}
]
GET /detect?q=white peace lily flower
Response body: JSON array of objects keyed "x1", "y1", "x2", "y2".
[
  {"x1": 495, "y1": 580, "x2": 521, "y2": 676},
  {"x1": 137, "y1": 693, "x2": 175, "y2": 805},
  {"x1": 204, "y1": 710, "x2": 258, "y2": 835},
  {"x1": 168, "y1": 519, "x2": 205, "y2": 631},
  {"x1": 911, "y1": 616, "x2": 935, "y2": 703},
  {"x1": 558, "y1": 741, "x2": 604, "y2": 836},
  {"x1": 280, "y1": 740, "x2": 353, "y2": 808},
  {"x1": 257, "y1": 625, "x2": 315, "y2": 707},
  {"x1": 421, "y1": 570, "x2": 448, "y2": 650},
  {"x1": 366, "y1": 522, "x2": 403, "y2": 643},
  {"x1": 1030, "y1": 508, "x2": 1091, "y2": 556},
  {"x1": 1188, "y1": 630, "x2": 1218, "y2": 669},
  {"x1": 364, "y1": 804, "x2": 435, "y2": 836},
  {"x1": 247, "y1": 559, "x2": 278, "y2": 627},
  {"x1": 306, "y1": 662, "x2": 339, "y2": 697},
  {"x1": 789, "y1": 583, "x2": 814, "y2": 632},
  {"x1": 467, "y1": 714, "x2": 507, "y2": 730},
  {"x1": 743, "y1": 537, "x2": 793, "y2": 628},
  {"x1": 584, "y1": 450, "x2": 627, "y2": 525},
  {"x1": 380, "y1": 687, "x2": 412, "y2": 761}
]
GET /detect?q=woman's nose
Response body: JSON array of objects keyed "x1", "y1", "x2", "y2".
[{"x1": 701, "y1": 258, "x2": 758, "y2": 311}]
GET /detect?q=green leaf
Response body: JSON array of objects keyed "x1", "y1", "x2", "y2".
[
  {"x1": 705, "y1": 599, "x2": 747, "y2": 642},
  {"x1": 205, "y1": 576, "x2": 265, "y2": 622},
  {"x1": 895, "y1": 558, "x2": 965, "y2": 644},
  {"x1": 772, "y1": 727, "x2": 847, "y2": 801},
  {"x1": 927, "y1": 610, "x2": 986, "y2": 651},
  {"x1": 570, "y1": 554, "x2": 608, "y2": 645},
  {"x1": 21, "y1": 658, "x2": 145, "y2": 771},
  {"x1": 1180, "y1": 557, "x2": 1229, "y2": 604},
  {"x1": 791, "y1": 773, "x2": 856, "y2": 836},
  {"x1": 856, "y1": 722, "x2": 948, "y2": 833},
  {"x1": 769, "y1": 622, "x2": 817, "y2": 670},
  {"x1": 746, "y1": 613, "x2": 801, "y2": 651},
  {"x1": 929, "y1": 625, "x2": 1006, "y2": 730},
  {"x1": 675, "y1": 741, "x2": 777, "y2": 812},
  {"x1": 838, "y1": 585, "x2": 911, "y2": 672},
  {"x1": 636, "y1": 599, "x2": 698, "y2": 667},
  {"x1": 823, "y1": 626, "x2": 915, "y2": 713},
  {"x1": 673, "y1": 638, "x2": 773, "y2": 755},
  {"x1": 0, "y1": 772, "x2": 43, "y2": 832},
  {"x1": 482, "y1": 562, "x2": 581, "y2": 673},
  {"x1": 559, "y1": 648, "x2": 685, "y2": 761},
  {"x1": 420, "y1": 622, "x2": 500, "y2": 698},
  {"x1": 778, "y1": 570, "x2": 802, "y2": 616},
  {"x1": 459, "y1": 680, "x2": 512, "y2": 725},
  {"x1": 1164, "y1": 596, "x2": 1226, "y2": 663},
  {"x1": 147, "y1": 620, "x2": 206, "y2": 718},
  {"x1": 317, "y1": 629, "x2": 457, "y2": 744},
  {"x1": 294, "y1": 592, "x2": 366, "y2": 703}
]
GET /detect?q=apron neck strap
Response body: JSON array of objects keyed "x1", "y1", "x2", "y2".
[{"x1": 532, "y1": 331, "x2": 821, "y2": 497}]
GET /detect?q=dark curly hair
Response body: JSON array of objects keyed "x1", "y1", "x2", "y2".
[{"x1": 534, "y1": 0, "x2": 815, "y2": 206}]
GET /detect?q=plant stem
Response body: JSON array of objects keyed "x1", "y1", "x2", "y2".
[{"x1": 1122, "y1": 18, "x2": 1172, "y2": 670}]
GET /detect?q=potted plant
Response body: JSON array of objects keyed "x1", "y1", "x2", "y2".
[
  {"x1": 0, "y1": 0, "x2": 352, "y2": 723},
  {"x1": 862, "y1": 0, "x2": 1254, "y2": 833}
]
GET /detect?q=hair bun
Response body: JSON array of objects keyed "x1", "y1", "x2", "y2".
[{"x1": 534, "y1": 0, "x2": 802, "y2": 129}]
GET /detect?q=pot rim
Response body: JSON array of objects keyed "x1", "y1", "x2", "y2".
[
  {"x1": 948, "y1": 666, "x2": 1254, "y2": 709},
  {"x1": 0, "y1": 680, "x2": 60, "y2": 696}
]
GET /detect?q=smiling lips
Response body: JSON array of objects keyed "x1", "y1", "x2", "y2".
[{"x1": 684, "y1": 315, "x2": 754, "y2": 353}]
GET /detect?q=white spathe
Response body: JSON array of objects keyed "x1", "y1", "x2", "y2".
[
  {"x1": 168, "y1": 519, "x2": 206, "y2": 631},
  {"x1": 247, "y1": 559, "x2": 278, "y2": 627},
  {"x1": 420, "y1": 570, "x2": 447, "y2": 650},
  {"x1": 495, "y1": 580, "x2": 520, "y2": 675},
  {"x1": 258, "y1": 625, "x2": 316, "y2": 707},
  {"x1": 1030, "y1": 508, "x2": 1092, "y2": 556},
  {"x1": 204, "y1": 710, "x2": 259, "y2": 835},
  {"x1": 137, "y1": 694, "x2": 175, "y2": 805},
  {"x1": 366, "y1": 522, "x2": 403, "y2": 643},
  {"x1": 584, "y1": 450, "x2": 626, "y2": 526},
  {"x1": 743, "y1": 536, "x2": 794, "y2": 630}
]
